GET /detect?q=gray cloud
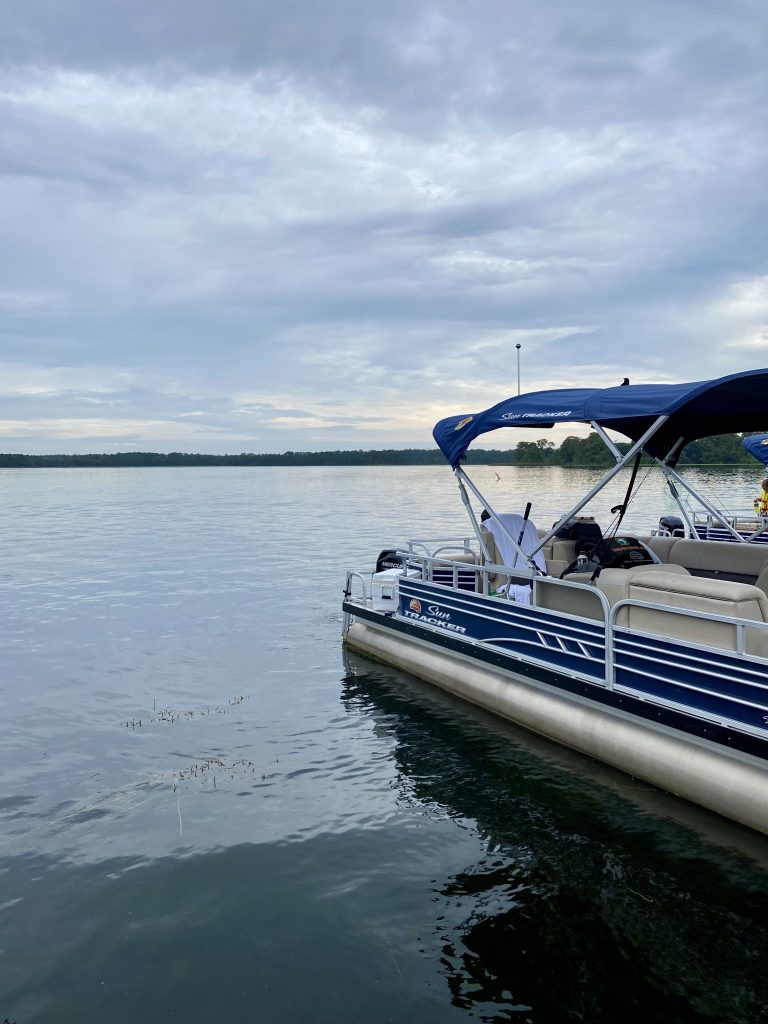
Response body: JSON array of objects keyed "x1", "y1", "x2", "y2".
[{"x1": 1, "y1": 1, "x2": 767, "y2": 451}]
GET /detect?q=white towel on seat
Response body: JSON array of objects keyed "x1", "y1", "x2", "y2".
[{"x1": 485, "y1": 514, "x2": 546, "y2": 604}]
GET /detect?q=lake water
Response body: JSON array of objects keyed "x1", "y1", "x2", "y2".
[{"x1": 2, "y1": 465, "x2": 768, "y2": 1023}]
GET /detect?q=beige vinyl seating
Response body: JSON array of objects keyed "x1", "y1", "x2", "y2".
[
  {"x1": 536, "y1": 563, "x2": 690, "y2": 621},
  {"x1": 538, "y1": 533, "x2": 768, "y2": 586},
  {"x1": 642, "y1": 536, "x2": 768, "y2": 587},
  {"x1": 537, "y1": 564, "x2": 768, "y2": 656},
  {"x1": 624, "y1": 571, "x2": 768, "y2": 657},
  {"x1": 448, "y1": 528, "x2": 768, "y2": 656},
  {"x1": 481, "y1": 526, "x2": 547, "y2": 589}
]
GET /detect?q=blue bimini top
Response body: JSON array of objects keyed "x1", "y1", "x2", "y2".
[
  {"x1": 433, "y1": 368, "x2": 768, "y2": 468},
  {"x1": 743, "y1": 433, "x2": 768, "y2": 467}
]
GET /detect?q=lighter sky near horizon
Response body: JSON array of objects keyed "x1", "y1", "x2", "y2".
[{"x1": 1, "y1": 0, "x2": 767, "y2": 454}]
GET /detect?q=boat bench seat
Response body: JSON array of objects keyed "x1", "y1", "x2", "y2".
[
  {"x1": 595, "y1": 564, "x2": 690, "y2": 606},
  {"x1": 641, "y1": 536, "x2": 768, "y2": 586},
  {"x1": 536, "y1": 566, "x2": 768, "y2": 656},
  {"x1": 622, "y1": 571, "x2": 768, "y2": 657},
  {"x1": 536, "y1": 564, "x2": 690, "y2": 621}
]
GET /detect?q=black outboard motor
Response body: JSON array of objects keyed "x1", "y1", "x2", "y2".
[
  {"x1": 658, "y1": 515, "x2": 685, "y2": 537},
  {"x1": 376, "y1": 549, "x2": 404, "y2": 573}
]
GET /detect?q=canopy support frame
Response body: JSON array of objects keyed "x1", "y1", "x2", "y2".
[
  {"x1": 657, "y1": 435, "x2": 699, "y2": 539},
  {"x1": 590, "y1": 422, "x2": 623, "y2": 463},
  {"x1": 455, "y1": 467, "x2": 539, "y2": 576},
  {"x1": 530, "y1": 415, "x2": 669, "y2": 559},
  {"x1": 661, "y1": 464, "x2": 746, "y2": 543},
  {"x1": 457, "y1": 473, "x2": 492, "y2": 555},
  {"x1": 663, "y1": 477, "x2": 698, "y2": 538}
]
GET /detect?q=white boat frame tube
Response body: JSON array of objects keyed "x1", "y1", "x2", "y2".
[
  {"x1": 458, "y1": 411, "x2": 754, "y2": 549},
  {"x1": 345, "y1": 617, "x2": 768, "y2": 836}
]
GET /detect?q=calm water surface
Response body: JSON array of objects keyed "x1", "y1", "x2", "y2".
[{"x1": 2, "y1": 465, "x2": 768, "y2": 1023}]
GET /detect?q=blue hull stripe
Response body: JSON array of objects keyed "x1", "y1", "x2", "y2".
[{"x1": 344, "y1": 600, "x2": 768, "y2": 764}]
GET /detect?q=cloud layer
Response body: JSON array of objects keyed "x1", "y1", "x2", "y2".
[{"x1": 1, "y1": 1, "x2": 767, "y2": 451}]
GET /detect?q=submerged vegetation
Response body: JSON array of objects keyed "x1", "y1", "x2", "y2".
[{"x1": 0, "y1": 433, "x2": 759, "y2": 468}]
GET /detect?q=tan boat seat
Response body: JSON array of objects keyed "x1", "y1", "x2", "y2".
[
  {"x1": 481, "y1": 524, "x2": 546, "y2": 588},
  {"x1": 595, "y1": 563, "x2": 690, "y2": 607},
  {"x1": 551, "y1": 539, "x2": 578, "y2": 564},
  {"x1": 640, "y1": 535, "x2": 678, "y2": 562},
  {"x1": 665, "y1": 539, "x2": 768, "y2": 578},
  {"x1": 535, "y1": 576, "x2": 605, "y2": 620},
  {"x1": 624, "y1": 571, "x2": 768, "y2": 657},
  {"x1": 536, "y1": 563, "x2": 689, "y2": 622},
  {"x1": 544, "y1": 558, "x2": 569, "y2": 578}
]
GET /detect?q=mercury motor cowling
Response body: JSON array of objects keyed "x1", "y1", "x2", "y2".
[
  {"x1": 376, "y1": 549, "x2": 405, "y2": 573},
  {"x1": 658, "y1": 515, "x2": 685, "y2": 537}
]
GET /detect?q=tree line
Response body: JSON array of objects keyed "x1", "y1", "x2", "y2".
[
  {"x1": 0, "y1": 433, "x2": 761, "y2": 468},
  {"x1": 512, "y1": 432, "x2": 759, "y2": 467}
]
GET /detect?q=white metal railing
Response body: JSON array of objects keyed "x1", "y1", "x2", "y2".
[
  {"x1": 344, "y1": 548, "x2": 768, "y2": 741},
  {"x1": 610, "y1": 597, "x2": 768, "y2": 658},
  {"x1": 691, "y1": 511, "x2": 768, "y2": 543}
]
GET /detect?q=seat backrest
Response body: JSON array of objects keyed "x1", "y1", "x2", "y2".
[
  {"x1": 665, "y1": 539, "x2": 768, "y2": 579},
  {"x1": 621, "y1": 571, "x2": 768, "y2": 654},
  {"x1": 551, "y1": 539, "x2": 577, "y2": 564},
  {"x1": 640, "y1": 535, "x2": 678, "y2": 562},
  {"x1": 481, "y1": 515, "x2": 546, "y2": 587},
  {"x1": 535, "y1": 576, "x2": 605, "y2": 620},
  {"x1": 595, "y1": 563, "x2": 690, "y2": 607}
]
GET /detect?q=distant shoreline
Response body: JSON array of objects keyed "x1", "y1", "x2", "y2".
[{"x1": 0, "y1": 437, "x2": 758, "y2": 471}]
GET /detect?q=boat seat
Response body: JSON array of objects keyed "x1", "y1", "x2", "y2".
[
  {"x1": 641, "y1": 535, "x2": 678, "y2": 562},
  {"x1": 551, "y1": 539, "x2": 578, "y2": 564},
  {"x1": 536, "y1": 563, "x2": 690, "y2": 622},
  {"x1": 594, "y1": 564, "x2": 690, "y2": 607},
  {"x1": 640, "y1": 536, "x2": 768, "y2": 583},
  {"x1": 545, "y1": 558, "x2": 569, "y2": 578},
  {"x1": 622, "y1": 571, "x2": 768, "y2": 657},
  {"x1": 664, "y1": 539, "x2": 768, "y2": 579},
  {"x1": 430, "y1": 552, "x2": 480, "y2": 590},
  {"x1": 481, "y1": 522, "x2": 546, "y2": 589},
  {"x1": 535, "y1": 576, "x2": 605, "y2": 620}
]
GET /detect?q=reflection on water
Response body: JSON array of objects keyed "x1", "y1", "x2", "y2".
[{"x1": 342, "y1": 654, "x2": 768, "y2": 1023}]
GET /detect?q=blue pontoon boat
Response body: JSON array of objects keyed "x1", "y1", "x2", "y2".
[{"x1": 343, "y1": 368, "x2": 768, "y2": 834}]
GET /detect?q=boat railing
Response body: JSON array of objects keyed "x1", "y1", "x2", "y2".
[
  {"x1": 398, "y1": 548, "x2": 534, "y2": 596},
  {"x1": 343, "y1": 570, "x2": 374, "y2": 633},
  {"x1": 610, "y1": 598, "x2": 768, "y2": 660},
  {"x1": 691, "y1": 510, "x2": 768, "y2": 542},
  {"x1": 405, "y1": 537, "x2": 476, "y2": 558},
  {"x1": 344, "y1": 570, "x2": 371, "y2": 600},
  {"x1": 347, "y1": 553, "x2": 768, "y2": 732}
]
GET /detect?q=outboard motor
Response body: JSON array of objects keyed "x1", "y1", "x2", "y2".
[
  {"x1": 376, "y1": 549, "x2": 404, "y2": 573},
  {"x1": 658, "y1": 515, "x2": 685, "y2": 537}
]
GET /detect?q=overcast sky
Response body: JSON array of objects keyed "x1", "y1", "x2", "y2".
[{"x1": 1, "y1": 0, "x2": 767, "y2": 453}]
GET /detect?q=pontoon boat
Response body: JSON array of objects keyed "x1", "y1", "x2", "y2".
[{"x1": 343, "y1": 369, "x2": 768, "y2": 834}]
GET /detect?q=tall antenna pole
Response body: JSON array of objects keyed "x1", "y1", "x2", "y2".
[{"x1": 516, "y1": 343, "x2": 521, "y2": 395}]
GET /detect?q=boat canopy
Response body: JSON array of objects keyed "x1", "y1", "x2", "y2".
[
  {"x1": 433, "y1": 368, "x2": 768, "y2": 468},
  {"x1": 744, "y1": 433, "x2": 768, "y2": 468}
]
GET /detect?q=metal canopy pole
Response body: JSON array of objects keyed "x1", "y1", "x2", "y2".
[
  {"x1": 662, "y1": 463, "x2": 746, "y2": 543},
  {"x1": 655, "y1": 435, "x2": 697, "y2": 539},
  {"x1": 456, "y1": 472, "x2": 492, "y2": 563},
  {"x1": 746, "y1": 521, "x2": 768, "y2": 542},
  {"x1": 456, "y1": 467, "x2": 538, "y2": 574},
  {"x1": 590, "y1": 421, "x2": 622, "y2": 463},
  {"x1": 663, "y1": 475, "x2": 698, "y2": 538},
  {"x1": 530, "y1": 415, "x2": 669, "y2": 558}
]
